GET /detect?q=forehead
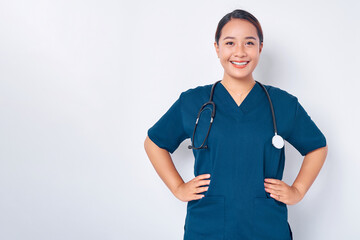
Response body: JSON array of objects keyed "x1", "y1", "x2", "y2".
[{"x1": 221, "y1": 19, "x2": 258, "y2": 40}]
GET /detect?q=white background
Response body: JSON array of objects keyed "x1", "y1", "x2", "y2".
[{"x1": 0, "y1": 0, "x2": 359, "y2": 239}]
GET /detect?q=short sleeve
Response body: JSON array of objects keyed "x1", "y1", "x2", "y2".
[
  {"x1": 285, "y1": 98, "x2": 327, "y2": 156},
  {"x1": 147, "y1": 92, "x2": 188, "y2": 154}
]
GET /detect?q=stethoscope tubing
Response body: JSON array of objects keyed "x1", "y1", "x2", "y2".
[{"x1": 188, "y1": 80, "x2": 284, "y2": 150}]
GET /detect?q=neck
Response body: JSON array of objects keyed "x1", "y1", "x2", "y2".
[{"x1": 220, "y1": 75, "x2": 256, "y2": 93}]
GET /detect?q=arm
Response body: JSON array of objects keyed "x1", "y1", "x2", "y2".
[
  {"x1": 264, "y1": 97, "x2": 329, "y2": 204},
  {"x1": 144, "y1": 136, "x2": 210, "y2": 202},
  {"x1": 291, "y1": 145, "x2": 328, "y2": 200},
  {"x1": 144, "y1": 135, "x2": 185, "y2": 196},
  {"x1": 264, "y1": 145, "x2": 328, "y2": 205}
]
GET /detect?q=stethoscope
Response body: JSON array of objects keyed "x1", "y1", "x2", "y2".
[{"x1": 188, "y1": 80, "x2": 285, "y2": 150}]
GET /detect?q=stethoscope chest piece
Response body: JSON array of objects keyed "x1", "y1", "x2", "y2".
[{"x1": 272, "y1": 134, "x2": 284, "y2": 149}]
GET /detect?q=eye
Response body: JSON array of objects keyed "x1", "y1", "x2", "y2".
[
  {"x1": 225, "y1": 42, "x2": 233, "y2": 45},
  {"x1": 247, "y1": 41, "x2": 255, "y2": 45}
]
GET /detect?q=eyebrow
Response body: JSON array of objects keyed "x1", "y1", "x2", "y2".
[{"x1": 222, "y1": 36, "x2": 257, "y2": 41}]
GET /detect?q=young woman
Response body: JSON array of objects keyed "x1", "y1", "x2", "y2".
[{"x1": 144, "y1": 9, "x2": 328, "y2": 240}]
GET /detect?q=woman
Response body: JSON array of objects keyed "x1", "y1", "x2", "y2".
[{"x1": 144, "y1": 9, "x2": 328, "y2": 240}]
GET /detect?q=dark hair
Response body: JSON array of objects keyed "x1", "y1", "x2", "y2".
[{"x1": 215, "y1": 9, "x2": 263, "y2": 46}]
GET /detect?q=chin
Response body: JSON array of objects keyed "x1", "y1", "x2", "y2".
[
  {"x1": 226, "y1": 74, "x2": 250, "y2": 81},
  {"x1": 231, "y1": 70, "x2": 252, "y2": 78}
]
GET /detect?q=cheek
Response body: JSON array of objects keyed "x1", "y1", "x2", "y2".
[
  {"x1": 222, "y1": 56, "x2": 232, "y2": 65},
  {"x1": 219, "y1": 55, "x2": 230, "y2": 64},
  {"x1": 249, "y1": 50, "x2": 260, "y2": 58},
  {"x1": 219, "y1": 49, "x2": 231, "y2": 58}
]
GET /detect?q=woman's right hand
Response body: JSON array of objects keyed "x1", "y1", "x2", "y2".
[{"x1": 173, "y1": 174, "x2": 211, "y2": 202}]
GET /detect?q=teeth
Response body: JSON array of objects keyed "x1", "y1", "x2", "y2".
[{"x1": 231, "y1": 61, "x2": 248, "y2": 66}]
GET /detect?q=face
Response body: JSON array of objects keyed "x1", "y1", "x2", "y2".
[{"x1": 214, "y1": 18, "x2": 263, "y2": 82}]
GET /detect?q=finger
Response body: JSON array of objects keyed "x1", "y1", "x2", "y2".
[
  {"x1": 196, "y1": 174, "x2": 211, "y2": 180},
  {"x1": 195, "y1": 186, "x2": 209, "y2": 193},
  {"x1": 264, "y1": 178, "x2": 281, "y2": 185},
  {"x1": 270, "y1": 193, "x2": 281, "y2": 201},
  {"x1": 265, "y1": 187, "x2": 280, "y2": 195},
  {"x1": 264, "y1": 182, "x2": 282, "y2": 191},
  {"x1": 197, "y1": 179, "x2": 211, "y2": 187},
  {"x1": 264, "y1": 184, "x2": 276, "y2": 192},
  {"x1": 193, "y1": 194, "x2": 205, "y2": 200}
]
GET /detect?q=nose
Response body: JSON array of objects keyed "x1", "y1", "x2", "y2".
[{"x1": 234, "y1": 43, "x2": 246, "y2": 57}]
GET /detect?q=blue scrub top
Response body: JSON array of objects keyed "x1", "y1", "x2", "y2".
[{"x1": 147, "y1": 81, "x2": 327, "y2": 240}]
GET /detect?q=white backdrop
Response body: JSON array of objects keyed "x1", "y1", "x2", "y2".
[{"x1": 0, "y1": 0, "x2": 359, "y2": 239}]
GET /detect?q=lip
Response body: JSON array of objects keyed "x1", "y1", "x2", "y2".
[
  {"x1": 230, "y1": 60, "x2": 250, "y2": 69},
  {"x1": 230, "y1": 60, "x2": 249, "y2": 63}
]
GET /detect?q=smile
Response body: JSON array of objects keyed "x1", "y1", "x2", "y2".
[{"x1": 231, "y1": 61, "x2": 249, "y2": 68}]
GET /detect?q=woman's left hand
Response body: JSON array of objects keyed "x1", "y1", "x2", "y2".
[{"x1": 264, "y1": 178, "x2": 304, "y2": 205}]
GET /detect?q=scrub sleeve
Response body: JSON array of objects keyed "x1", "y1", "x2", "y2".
[
  {"x1": 147, "y1": 92, "x2": 188, "y2": 154},
  {"x1": 285, "y1": 97, "x2": 327, "y2": 156}
]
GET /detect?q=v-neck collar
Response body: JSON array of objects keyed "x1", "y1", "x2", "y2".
[{"x1": 215, "y1": 80, "x2": 264, "y2": 116}]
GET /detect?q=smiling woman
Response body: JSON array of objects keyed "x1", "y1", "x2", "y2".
[
  {"x1": 214, "y1": 17, "x2": 263, "y2": 92},
  {"x1": 144, "y1": 8, "x2": 328, "y2": 240}
]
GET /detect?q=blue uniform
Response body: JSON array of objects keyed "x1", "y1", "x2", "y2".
[{"x1": 147, "y1": 81, "x2": 327, "y2": 240}]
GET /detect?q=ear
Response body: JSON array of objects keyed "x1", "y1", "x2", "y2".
[
  {"x1": 214, "y1": 42, "x2": 219, "y2": 58},
  {"x1": 259, "y1": 42, "x2": 263, "y2": 54}
]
